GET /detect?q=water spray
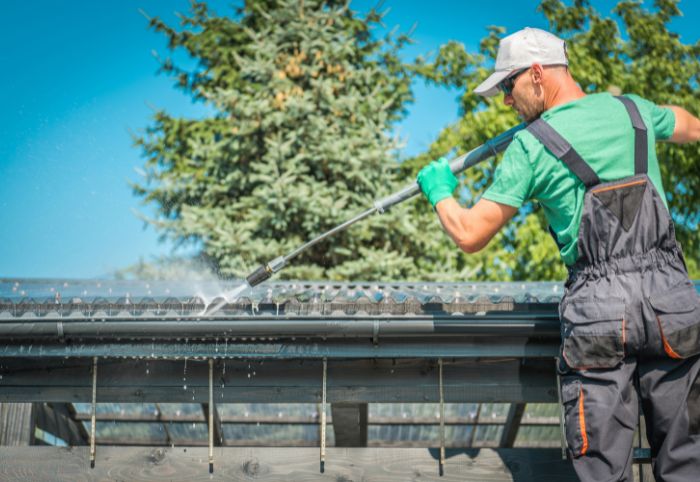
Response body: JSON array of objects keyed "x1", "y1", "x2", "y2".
[{"x1": 244, "y1": 123, "x2": 525, "y2": 288}]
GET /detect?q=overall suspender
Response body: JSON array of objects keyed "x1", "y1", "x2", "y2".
[
  {"x1": 525, "y1": 95, "x2": 649, "y2": 187},
  {"x1": 526, "y1": 119, "x2": 600, "y2": 188}
]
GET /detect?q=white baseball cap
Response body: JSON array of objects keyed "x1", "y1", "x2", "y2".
[{"x1": 474, "y1": 27, "x2": 568, "y2": 97}]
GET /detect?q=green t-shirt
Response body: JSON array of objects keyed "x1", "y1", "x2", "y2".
[{"x1": 482, "y1": 92, "x2": 676, "y2": 266}]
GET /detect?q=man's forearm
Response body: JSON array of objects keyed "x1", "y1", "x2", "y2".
[
  {"x1": 435, "y1": 198, "x2": 478, "y2": 253},
  {"x1": 665, "y1": 106, "x2": 700, "y2": 143},
  {"x1": 434, "y1": 197, "x2": 518, "y2": 254}
]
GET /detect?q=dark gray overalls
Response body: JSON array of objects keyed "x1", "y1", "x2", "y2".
[{"x1": 527, "y1": 96, "x2": 700, "y2": 482}]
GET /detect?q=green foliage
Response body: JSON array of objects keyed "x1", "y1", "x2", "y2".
[{"x1": 135, "y1": 0, "x2": 699, "y2": 282}]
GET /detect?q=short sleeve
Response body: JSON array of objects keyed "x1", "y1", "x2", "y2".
[
  {"x1": 482, "y1": 135, "x2": 534, "y2": 208},
  {"x1": 625, "y1": 94, "x2": 676, "y2": 140}
]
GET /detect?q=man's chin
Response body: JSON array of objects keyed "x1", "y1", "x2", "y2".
[
  {"x1": 512, "y1": 105, "x2": 541, "y2": 123},
  {"x1": 522, "y1": 111, "x2": 542, "y2": 123}
]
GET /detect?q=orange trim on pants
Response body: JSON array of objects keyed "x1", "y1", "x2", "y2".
[
  {"x1": 656, "y1": 316, "x2": 682, "y2": 359},
  {"x1": 579, "y1": 386, "x2": 589, "y2": 455},
  {"x1": 590, "y1": 179, "x2": 647, "y2": 194}
]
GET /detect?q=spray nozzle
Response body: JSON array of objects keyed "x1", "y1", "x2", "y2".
[{"x1": 246, "y1": 256, "x2": 286, "y2": 287}]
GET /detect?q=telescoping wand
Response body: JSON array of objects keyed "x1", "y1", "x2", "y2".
[{"x1": 245, "y1": 123, "x2": 526, "y2": 287}]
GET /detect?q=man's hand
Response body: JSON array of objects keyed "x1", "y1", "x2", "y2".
[{"x1": 416, "y1": 157, "x2": 458, "y2": 208}]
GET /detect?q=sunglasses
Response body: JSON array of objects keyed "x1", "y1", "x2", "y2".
[{"x1": 498, "y1": 68, "x2": 529, "y2": 95}]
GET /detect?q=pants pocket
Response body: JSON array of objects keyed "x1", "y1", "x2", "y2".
[
  {"x1": 560, "y1": 298, "x2": 626, "y2": 370},
  {"x1": 561, "y1": 378, "x2": 588, "y2": 457},
  {"x1": 649, "y1": 283, "x2": 700, "y2": 359}
]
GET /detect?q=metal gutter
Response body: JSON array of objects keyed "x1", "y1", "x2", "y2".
[{"x1": 0, "y1": 313, "x2": 560, "y2": 339}]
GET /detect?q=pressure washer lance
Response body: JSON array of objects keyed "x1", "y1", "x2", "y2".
[{"x1": 245, "y1": 123, "x2": 526, "y2": 287}]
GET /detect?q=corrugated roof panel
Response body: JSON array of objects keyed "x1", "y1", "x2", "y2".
[
  {"x1": 0, "y1": 279, "x2": 565, "y2": 304},
  {"x1": 0, "y1": 279, "x2": 569, "y2": 319}
]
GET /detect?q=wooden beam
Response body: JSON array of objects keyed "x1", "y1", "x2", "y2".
[
  {"x1": 330, "y1": 403, "x2": 367, "y2": 447},
  {"x1": 467, "y1": 403, "x2": 482, "y2": 448},
  {"x1": 49, "y1": 403, "x2": 89, "y2": 444},
  {"x1": 0, "y1": 446, "x2": 579, "y2": 481},
  {"x1": 0, "y1": 358, "x2": 558, "y2": 404},
  {"x1": 92, "y1": 437, "x2": 322, "y2": 447},
  {"x1": 34, "y1": 403, "x2": 88, "y2": 446},
  {"x1": 154, "y1": 403, "x2": 172, "y2": 446},
  {"x1": 0, "y1": 403, "x2": 35, "y2": 446},
  {"x1": 499, "y1": 403, "x2": 526, "y2": 448},
  {"x1": 71, "y1": 412, "x2": 561, "y2": 426},
  {"x1": 88, "y1": 438, "x2": 514, "y2": 448}
]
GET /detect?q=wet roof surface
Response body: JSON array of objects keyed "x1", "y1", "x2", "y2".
[
  {"x1": 0, "y1": 279, "x2": 568, "y2": 319},
  {"x1": 0, "y1": 279, "x2": 565, "y2": 302}
]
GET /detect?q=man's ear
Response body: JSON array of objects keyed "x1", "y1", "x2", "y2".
[{"x1": 530, "y1": 63, "x2": 544, "y2": 84}]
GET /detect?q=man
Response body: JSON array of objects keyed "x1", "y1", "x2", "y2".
[{"x1": 417, "y1": 27, "x2": 700, "y2": 482}]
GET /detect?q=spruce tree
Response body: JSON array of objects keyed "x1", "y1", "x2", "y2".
[{"x1": 134, "y1": 0, "x2": 438, "y2": 280}]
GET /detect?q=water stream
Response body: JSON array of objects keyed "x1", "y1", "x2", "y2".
[{"x1": 199, "y1": 282, "x2": 250, "y2": 316}]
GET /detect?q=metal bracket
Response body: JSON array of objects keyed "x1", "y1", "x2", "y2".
[
  {"x1": 90, "y1": 356, "x2": 97, "y2": 469},
  {"x1": 438, "y1": 358, "x2": 445, "y2": 476},
  {"x1": 372, "y1": 320, "x2": 379, "y2": 347},
  {"x1": 208, "y1": 359, "x2": 214, "y2": 474},
  {"x1": 320, "y1": 358, "x2": 327, "y2": 473}
]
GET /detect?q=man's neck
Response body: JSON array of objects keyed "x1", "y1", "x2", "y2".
[{"x1": 544, "y1": 77, "x2": 586, "y2": 110}]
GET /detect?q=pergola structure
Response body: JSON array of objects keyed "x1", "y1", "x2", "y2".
[{"x1": 0, "y1": 279, "x2": 659, "y2": 481}]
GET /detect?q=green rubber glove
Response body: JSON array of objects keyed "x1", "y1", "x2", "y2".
[{"x1": 416, "y1": 157, "x2": 458, "y2": 208}]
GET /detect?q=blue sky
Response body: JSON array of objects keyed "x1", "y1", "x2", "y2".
[{"x1": 1, "y1": 1, "x2": 698, "y2": 279}]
